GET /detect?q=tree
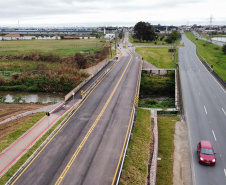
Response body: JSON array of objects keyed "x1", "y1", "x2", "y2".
[
  {"x1": 133, "y1": 21, "x2": 156, "y2": 42},
  {"x1": 222, "y1": 44, "x2": 226, "y2": 54},
  {"x1": 165, "y1": 30, "x2": 181, "y2": 44}
]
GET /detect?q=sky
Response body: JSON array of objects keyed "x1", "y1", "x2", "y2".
[{"x1": 0, "y1": 0, "x2": 226, "y2": 27}]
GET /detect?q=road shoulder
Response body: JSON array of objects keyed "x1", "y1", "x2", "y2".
[{"x1": 173, "y1": 121, "x2": 192, "y2": 185}]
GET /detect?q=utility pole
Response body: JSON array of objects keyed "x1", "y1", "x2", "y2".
[{"x1": 109, "y1": 36, "x2": 112, "y2": 58}]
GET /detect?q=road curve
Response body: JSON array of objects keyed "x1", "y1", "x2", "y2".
[
  {"x1": 12, "y1": 33, "x2": 141, "y2": 185},
  {"x1": 179, "y1": 32, "x2": 226, "y2": 185}
]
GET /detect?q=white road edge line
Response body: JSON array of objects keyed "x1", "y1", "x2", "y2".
[
  {"x1": 224, "y1": 169, "x2": 226, "y2": 177},
  {"x1": 212, "y1": 130, "x2": 217, "y2": 141},
  {"x1": 222, "y1": 108, "x2": 226, "y2": 116},
  {"x1": 204, "y1": 105, "x2": 207, "y2": 114}
]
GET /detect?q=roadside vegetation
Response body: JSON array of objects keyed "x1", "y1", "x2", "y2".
[
  {"x1": 119, "y1": 109, "x2": 151, "y2": 185},
  {"x1": 185, "y1": 32, "x2": 226, "y2": 81},
  {"x1": 136, "y1": 47, "x2": 175, "y2": 68},
  {"x1": 139, "y1": 71, "x2": 175, "y2": 108},
  {"x1": 0, "y1": 112, "x2": 45, "y2": 153},
  {"x1": 156, "y1": 115, "x2": 179, "y2": 185},
  {"x1": 0, "y1": 38, "x2": 113, "y2": 92},
  {"x1": 0, "y1": 110, "x2": 71, "y2": 184}
]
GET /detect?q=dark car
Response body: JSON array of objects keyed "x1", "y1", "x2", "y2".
[{"x1": 197, "y1": 140, "x2": 216, "y2": 165}]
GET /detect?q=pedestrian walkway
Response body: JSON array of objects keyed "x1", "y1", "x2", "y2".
[{"x1": 0, "y1": 99, "x2": 80, "y2": 177}]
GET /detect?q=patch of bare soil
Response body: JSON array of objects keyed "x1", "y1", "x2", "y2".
[{"x1": 0, "y1": 104, "x2": 47, "y2": 122}]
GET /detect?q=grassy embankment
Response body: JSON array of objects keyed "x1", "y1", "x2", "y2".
[
  {"x1": 139, "y1": 71, "x2": 175, "y2": 108},
  {"x1": 119, "y1": 109, "x2": 178, "y2": 185},
  {"x1": 119, "y1": 109, "x2": 151, "y2": 185},
  {"x1": 0, "y1": 112, "x2": 45, "y2": 153},
  {"x1": 0, "y1": 39, "x2": 117, "y2": 93},
  {"x1": 156, "y1": 115, "x2": 179, "y2": 185},
  {"x1": 0, "y1": 111, "x2": 71, "y2": 184},
  {"x1": 185, "y1": 32, "x2": 226, "y2": 81}
]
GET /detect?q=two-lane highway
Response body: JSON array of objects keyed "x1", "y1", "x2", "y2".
[
  {"x1": 12, "y1": 32, "x2": 141, "y2": 185},
  {"x1": 179, "y1": 32, "x2": 226, "y2": 185}
]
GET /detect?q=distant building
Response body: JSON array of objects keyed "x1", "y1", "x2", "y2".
[
  {"x1": 2, "y1": 34, "x2": 21, "y2": 40},
  {"x1": 104, "y1": 34, "x2": 115, "y2": 39}
]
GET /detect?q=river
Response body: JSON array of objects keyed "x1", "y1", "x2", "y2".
[
  {"x1": 0, "y1": 91, "x2": 65, "y2": 103},
  {"x1": 212, "y1": 37, "x2": 226, "y2": 43}
]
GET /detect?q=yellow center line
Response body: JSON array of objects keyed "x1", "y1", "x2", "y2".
[
  {"x1": 111, "y1": 51, "x2": 142, "y2": 185},
  {"x1": 11, "y1": 55, "x2": 123, "y2": 185},
  {"x1": 55, "y1": 53, "x2": 133, "y2": 185}
]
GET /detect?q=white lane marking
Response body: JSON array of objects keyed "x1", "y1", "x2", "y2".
[
  {"x1": 199, "y1": 69, "x2": 200, "y2": 72},
  {"x1": 224, "y1": 169, "x2": 226, "y2": 176},
  {"x1": 197, "y1": 57, "x2": 226, "y2": 94},
  {"x1": 199, "y1": 92, "x2": 201, "y2": 96},
  {"x1": 204, "y1": 105, "x2": 207, "y2": 114},
  {"x1": 212, "y1": 130, "x2": 217, "y2": 141},
  {"x1": 222, "y1": 108, "x2": 226, "y2": 116},
  {"x1": 190, "y1": 69, "x2": 191, "y2": 72},
  {"x1": 196, "y1": 65, "x2": 197, "y2": 68}
]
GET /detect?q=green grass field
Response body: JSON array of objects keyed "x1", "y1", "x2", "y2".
[
  {"x1": 119, "y1": 109, "x2": 151, "y2": 185},
  {"x1": 0, "y1": 39, "x2": 106, "y2": 57},
  {"x1": 185, "y1": 32, "x2": 226, "y2": 81},
  {"x1": 156, "y1": 115, "x2": 179, "y2": 185},
  {"x1": 136, "y1": 47, "x2": 175, "y2": 68}
]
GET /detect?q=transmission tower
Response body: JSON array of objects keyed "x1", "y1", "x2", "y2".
[{"x1": 209, "y1": 15, "x2": 214, "y2": 27}]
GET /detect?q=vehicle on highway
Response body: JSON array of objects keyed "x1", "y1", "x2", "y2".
[{"x1": 197, "y1": 140, "x2": 216, "y2": 165}]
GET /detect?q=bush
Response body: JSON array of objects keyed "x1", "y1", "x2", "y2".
[{"x1": 222, "y1": 44, "x2": 226, "y2": 54}]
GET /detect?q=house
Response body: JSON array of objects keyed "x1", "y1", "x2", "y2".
[{"x1": 2, "y1": 34, "x2": 21, "y2": 40}]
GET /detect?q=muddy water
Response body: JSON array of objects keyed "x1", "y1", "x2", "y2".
[{"x1": 0, "y1": 91, "x2": 65, "y2": 103}]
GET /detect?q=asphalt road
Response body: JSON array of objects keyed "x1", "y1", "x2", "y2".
[
  {"x1": 12, "y1": 32, "x2": 141, "y2": 185},
  {"x1": 192, "y1": 30, "x2": 225, "y2": 47},
  {"x1": 179, "y1": 33, "x2": 226, "y2": 185}
]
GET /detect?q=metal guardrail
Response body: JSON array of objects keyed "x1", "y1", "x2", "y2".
[
  {"x1": 195, "y1": 40, "x2": 226, "y2": 90},
  {"x1": 65, "y1": 58, "x2": 117, "y2": 102},
  {"x1": 114, "y1": 53, "x2": 143, "y2": 185},
  {"x1": 5, "y1": 55, "x2": 121, "y2": 184}
]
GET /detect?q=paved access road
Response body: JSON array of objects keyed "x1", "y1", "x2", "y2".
[
  {"x1": 179, "y1": 33, "x2": 226, "y2": 185},
  {"x1": 192, "y1": 30, "x2": 225, "y2": 46},
  {"x1": 12, "y1": 32, "x2": 141, "y2": 185}
]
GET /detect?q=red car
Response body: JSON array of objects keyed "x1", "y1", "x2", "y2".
[{"x1": 197, "y1": 140, "x2": 216, "y2": 165}]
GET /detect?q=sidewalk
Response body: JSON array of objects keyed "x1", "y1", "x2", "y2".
[
  {"x1": 0, "y1": 50, "x2": 122, "y2": 178},
  {"x1": 0, "y1": 99, "x2": 80, "y2": 177}
]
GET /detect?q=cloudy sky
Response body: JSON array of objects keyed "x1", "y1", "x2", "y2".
[{"x1": 0, "y1": 0, "x2": 225, "y2": 27}]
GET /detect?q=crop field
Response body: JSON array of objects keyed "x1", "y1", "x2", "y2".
[{"x1": 0, "y1": 39, "x2": 106, "y2": 57}]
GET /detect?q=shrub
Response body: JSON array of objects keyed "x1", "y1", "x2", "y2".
[{"x1": 222, "y1": 44, "x2": 226, "y2": 54}]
